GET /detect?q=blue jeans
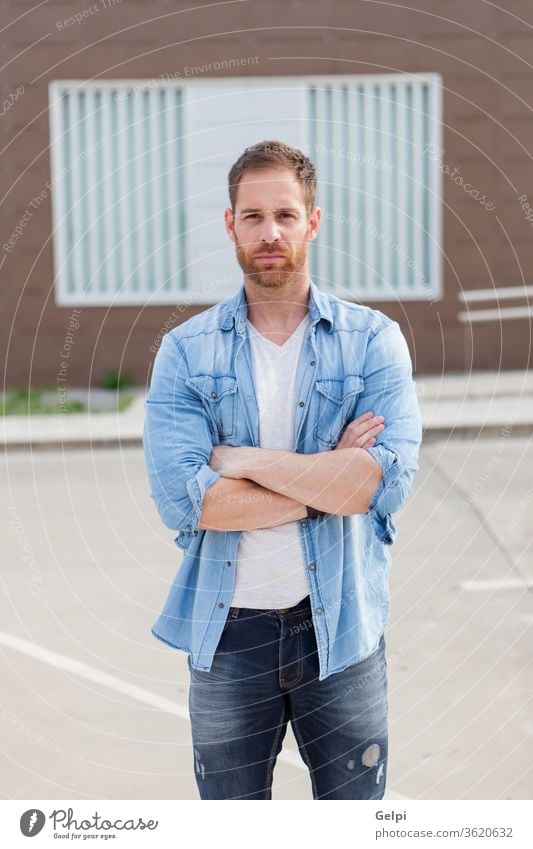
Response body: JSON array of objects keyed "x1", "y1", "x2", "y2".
[{"x1": 187, "y1": 594, "x2": 388, "y2": 799}]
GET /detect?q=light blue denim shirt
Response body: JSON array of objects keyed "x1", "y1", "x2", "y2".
[{"x1": 143, "y1": 279, "x2": 422, "y2": 681}]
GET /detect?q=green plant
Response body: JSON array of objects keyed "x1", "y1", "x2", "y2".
[
  {"x1": 100, "y1": 369, "x2": 134, "y2": 390},
  {"x1": 1, "y1": 388, "x2": 87, "y2": 415}
]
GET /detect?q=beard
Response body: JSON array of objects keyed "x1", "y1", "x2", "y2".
[{"x1": 234, "y1": 238, "x2": 309, "y2": 288}]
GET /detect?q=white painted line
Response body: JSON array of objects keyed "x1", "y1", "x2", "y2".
[
  {"x1": 0, "y1": 630, "x2": 410, "y2": 796},
  {"x1": 0, "y1": 630, "x2": 190, "y2": 719},
  {"x1": 458, "y1": 306, "x2": 533, "y2": 323},
  {"x1": 460, "y1": 578, "x2": 533, "y2": 592},
  {"x1": 459, "y1": 285, "x2": 533, "y2": 302},
  {"x1": 0, "y1": 632, "x2": 299, "y2": 773}
]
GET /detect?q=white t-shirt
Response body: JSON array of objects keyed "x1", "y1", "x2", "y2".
[{"x1": 231, "y1": 313, "x2": 311, "y2": 609}]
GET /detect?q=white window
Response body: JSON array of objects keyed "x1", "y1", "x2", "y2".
[{"x1": 49, "y1": 74, "x2": 442, "y2": 306}]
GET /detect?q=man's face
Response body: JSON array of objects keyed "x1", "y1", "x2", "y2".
[{"x1": 225, "y1": 166, "x2": 320, "y2": 288}]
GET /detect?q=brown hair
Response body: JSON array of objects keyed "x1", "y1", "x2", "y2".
[{"x1": 227, "y1": 140, "x2": 317, "y2": 215}]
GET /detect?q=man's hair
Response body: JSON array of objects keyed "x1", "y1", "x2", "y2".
[{"x1": 227, "y1": 140, "x2": 317, "y2": 215}]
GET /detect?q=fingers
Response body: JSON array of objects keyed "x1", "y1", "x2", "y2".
[
  {"x1": 336, "y1": 414, "x2": 385, "y2": 449},
  {"x1": 348, "y1": 412, "x2": 385, "y2": 439},
  {"x1": 355, "y1": 422, "x2": 384, "y2": 447}
]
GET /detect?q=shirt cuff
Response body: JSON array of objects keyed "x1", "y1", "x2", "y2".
[
  {"x1": 174, "y1": 464, "x2": 220, "y2": 550},
  {"x1": 365, "y1": 444, "x2": 404, "y2": 545},
  {"x1": 185, "y1": 463, "x2": 221, "y2": 529}
]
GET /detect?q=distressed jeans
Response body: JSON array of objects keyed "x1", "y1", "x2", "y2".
[{"x1": 187, "y1": 594, "x2": 388, "y2": 800}]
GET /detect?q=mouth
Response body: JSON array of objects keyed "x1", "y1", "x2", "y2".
[{"x1": 255, "y1": 255, "x2": 286, "y2": 261}]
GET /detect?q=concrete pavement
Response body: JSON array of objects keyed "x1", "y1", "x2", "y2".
[
  {"x1": 1, "y1": 369, "x2": 531, "y2": 799},
  {"x1": 1, "y1": 439, "x2": 531, "y2": 799}
]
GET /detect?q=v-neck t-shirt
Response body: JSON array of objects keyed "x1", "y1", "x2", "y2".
[{"x1": 231, "y1": 313, "x2": 311, "y2": 608}]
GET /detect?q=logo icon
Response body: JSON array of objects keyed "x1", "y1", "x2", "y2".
[{"x1": 20, "y1": 809, "x2": 46, "y2": 837}]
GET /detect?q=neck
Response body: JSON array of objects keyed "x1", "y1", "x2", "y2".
[{"x1": 244, "y1": 278, "x2": 311, "y2": 330}]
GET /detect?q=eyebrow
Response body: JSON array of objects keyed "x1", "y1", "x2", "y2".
[{"x1": 239, "y1": 207, "x2": 301, "y2": 215}]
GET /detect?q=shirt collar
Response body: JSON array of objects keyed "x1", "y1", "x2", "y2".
[{"x1": 219, "y1": 278, "x2": 334, "y2": 333}]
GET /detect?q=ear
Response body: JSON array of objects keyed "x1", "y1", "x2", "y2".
[
  {"x1": 224, "y1": 207, "x2": 236, "y2": 243},
  {"x1": 308, "y1": 206, "x2": 322, "y2": 240}
]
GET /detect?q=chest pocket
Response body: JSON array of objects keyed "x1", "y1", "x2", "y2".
[
  {"x1": 314, "y1": 374, "x2": 364, "y2": 447},
  {"x1": 185, "y1": 374, "x2": 238, "y2": 439}
]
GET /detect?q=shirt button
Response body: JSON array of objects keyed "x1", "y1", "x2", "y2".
[
  {"x1": 300, "y1": 520, "x2": 308, "y2": 528},
  {"x1": 246, "y1": 395, "x2": 252, "y2": 400},
  {"x1": 316, "y1": 607, "x2": 323, "y2": 614},
  {"x1": 226, "y1": 560, "x2": 232, "y2": 566},
  {"x1": 218, "y1": 602, "x2": 225, "y2": 608},
  {"x1": 310, "y1": 360, "x2": 316, "y2": 366},
  {"x1": 299, "y1": 401, "x2": 305, "y2": 407},
  {"x1": 309, "y1": 563, "x2": 316, "y2": 571},
  {"x1": 210, "y1": 391, "x2": 217, "y2": 398}
]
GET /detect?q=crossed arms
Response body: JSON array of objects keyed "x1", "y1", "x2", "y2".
[
  {"x1": 198, "y1": 440, "x2": 383, "y2": 531},
  {"x1": 143, "y1": 321, "x2": 422, "y2": 543}
]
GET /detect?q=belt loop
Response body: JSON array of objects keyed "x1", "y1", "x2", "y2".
[{"x1": 230, "y1": 607, "x2": 239, "y2": 620}]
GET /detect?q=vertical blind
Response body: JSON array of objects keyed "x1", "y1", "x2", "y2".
[{"x1": 49, "y1": 74, "x2": 441, "y2": 305}]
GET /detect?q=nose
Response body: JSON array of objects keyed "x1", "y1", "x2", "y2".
[{"x1": 259, "y1": 215, "x2": 282, "y2": 245}]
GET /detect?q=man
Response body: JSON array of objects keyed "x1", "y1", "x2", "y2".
[{"x1": 143, "y1": 140, "x2": 422, "y2": 800}]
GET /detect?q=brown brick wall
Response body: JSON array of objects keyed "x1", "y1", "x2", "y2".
[{"x1": 2, "y1": 0, "x2": 532, "y2": 386}]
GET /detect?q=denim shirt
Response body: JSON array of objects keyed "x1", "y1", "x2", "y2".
[{"x1": 143, "y1": 279, "x2": 422, "y2": 681}]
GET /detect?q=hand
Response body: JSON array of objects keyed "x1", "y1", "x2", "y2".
[
  {"x1": 334, "y1": 411, "x2": 385, "y2": 450},
  {"x1": 208, "y1": 445, "x2": 252, "y2": 478}
]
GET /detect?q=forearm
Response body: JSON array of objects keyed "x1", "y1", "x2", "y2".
[
  {"x1": 198, "y1": 477, "x2": 307, "y2": 531},
  {"x1": 236, "y1": 447, "x2": 383, "y2": 515}
]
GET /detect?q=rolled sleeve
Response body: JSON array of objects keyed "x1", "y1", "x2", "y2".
[
  {"x1": 186, "y1": 463, "x2": 221, "y2": 529},
  {"x1": 143, "y1": 331, "x2": 221, "y2": 534},
  {"x1": 351, "y1": 318, "x2": 422, "y2": 546},
  {"x1": 365, "y1": 444, "x2": 404, "y2": 545}
]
